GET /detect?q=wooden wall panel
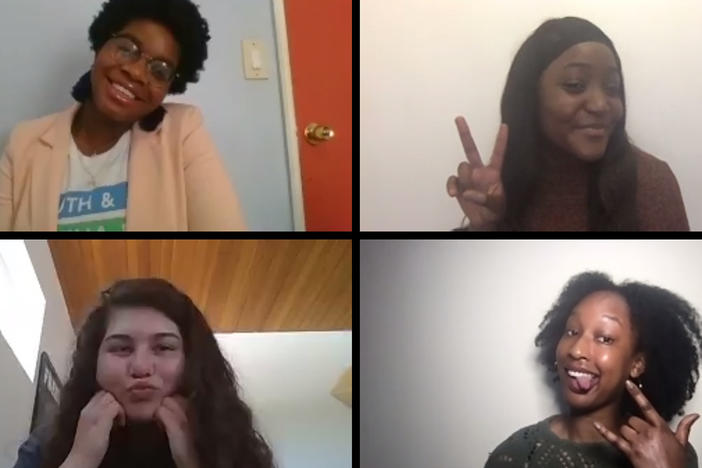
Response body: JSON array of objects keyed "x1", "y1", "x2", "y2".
[{"x1": 48, "y1": 240, "x2": 351, "y2": 332}]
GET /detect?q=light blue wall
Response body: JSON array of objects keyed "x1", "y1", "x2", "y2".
[{"x1": 0, "y1": 0, "x2": 293, "y2": 230}]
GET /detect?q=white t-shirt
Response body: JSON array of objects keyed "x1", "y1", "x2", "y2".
[{"x1": 57, "y1": 131, "x2": 130, "y2": 231}]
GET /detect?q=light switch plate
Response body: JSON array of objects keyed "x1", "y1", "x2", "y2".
[{"x1": 242, "y1": 39, "x2": 269, "y2": 80}]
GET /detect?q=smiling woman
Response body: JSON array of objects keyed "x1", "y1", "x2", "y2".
[
  {"x1": 447, "y1": 17, "x2": 689, "y2": 231},
  {"x1": 485, "y1": 271, "x2": 702, "y2": 467},
  {"x1": 0, "y1": 0, "x2": 246, "y2": 231},
  {"x1": 11, "y1": 278, "x2": 274, "y2": 468}
]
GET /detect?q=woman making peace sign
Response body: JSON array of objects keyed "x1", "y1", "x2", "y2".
[
  {"x1": 447, "y1": 17, "x2": 688, "y2": 231},
  {"x1": 485, "y1": 271, "x2": 701, "y2": 467}
]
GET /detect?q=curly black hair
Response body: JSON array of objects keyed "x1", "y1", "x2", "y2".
[
  {"x1": 535, "y1": 271, "x2": 702, "y2": 422},
  {"x1": 88, "y1": 0, "x2": 210, "y2": 95}
]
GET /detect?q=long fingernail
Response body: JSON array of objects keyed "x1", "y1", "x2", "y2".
[{"x1": 593, "y1": 421, "x2": 602, "y2": 430}]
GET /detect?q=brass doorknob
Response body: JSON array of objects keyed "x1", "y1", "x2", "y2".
[{"x1": 304, "y1": 123, "x2": 335, "y2": 145}]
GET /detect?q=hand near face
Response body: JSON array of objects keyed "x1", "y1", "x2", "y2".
[
  {"x1": 68, "y1": 390, "x2": 126, "y2": 468},
  {"x1": 446, "y1": 117, "x2": 508, "y2": 230},
  {"x1": 594, "y1": 380, "x2": 699, "y2": 468},
  {"x1": 155, "y1": 395, "x2": 201, "y2": 468}
]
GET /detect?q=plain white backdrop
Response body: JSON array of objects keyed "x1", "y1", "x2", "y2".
[
  {"x1": 361, "y1": 240, "x2": 702, "y2": 467},
  {"x1": 360, "y1": 0, "x2": 702, "y2": 230}
]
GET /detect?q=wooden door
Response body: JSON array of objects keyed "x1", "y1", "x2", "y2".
[{"x1": 283, "y1": 0, "x2": 352, "y2": 231}]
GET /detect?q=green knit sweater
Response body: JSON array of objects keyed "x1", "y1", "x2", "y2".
[{"x1": 484, "y1": 415, "x2": 698, "y2": 467}]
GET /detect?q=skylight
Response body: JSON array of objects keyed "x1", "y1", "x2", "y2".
[{"x1": 0, "y1": 241, "x2": 46, "y2": 382}]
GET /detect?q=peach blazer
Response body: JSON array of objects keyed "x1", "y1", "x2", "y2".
[{"x1": 0, "y1": 102, "x2": 247, "y2": 231}]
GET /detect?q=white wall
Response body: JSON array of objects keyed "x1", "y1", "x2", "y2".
[
  {"x1": 25, "y1": 241, "x2": 76, "y2": 386},
  {"x1": 0, "y1": 328, "x2": 37, "y2": 467},
  {"x1": 360, "y1": 0, "x2": 702, "y2": 230},
  {"x1": 216, "y1": 331, "x2": 352, "y2": 468},
  {"x1": 360, "y1": 240, "x2": 702, "y2": 468},
  {"x1": 0, "y1": 240, "x2": 75, "y2": 467},
  {"x1": 0, "y1": 0, "x2": 294, "y2": 230}
]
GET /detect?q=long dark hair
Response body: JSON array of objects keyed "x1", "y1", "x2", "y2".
[
  {"x1": 40, "y1": 278, "x2": 275, "y2": 468},
  {"x1": 499, "y1": 17, "x2": 638, "y2": 230}
]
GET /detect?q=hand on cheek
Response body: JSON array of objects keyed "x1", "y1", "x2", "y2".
[{"x1": 155, "y1": 396, "x2": 200, "y2": 468}]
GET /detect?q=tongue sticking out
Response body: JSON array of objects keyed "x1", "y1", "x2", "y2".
[{"x1": 574, "y1": 374, "x2": 598, "y2": 393}]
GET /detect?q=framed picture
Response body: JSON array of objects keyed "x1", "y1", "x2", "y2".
[{"x1": 30, "y1": 351, "x2": 63, "y2": 433}]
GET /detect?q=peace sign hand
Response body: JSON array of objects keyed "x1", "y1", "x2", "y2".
[
  {"x1": 446, "y1": 117, "x2": 508, "y2": 231},
  {"x1": 594, "y1": 379, "x2": 700, "y2": 468}
]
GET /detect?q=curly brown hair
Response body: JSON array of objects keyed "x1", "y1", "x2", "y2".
[{"x1": 40, "y1": 278, "x2": 275, "y2": 468}]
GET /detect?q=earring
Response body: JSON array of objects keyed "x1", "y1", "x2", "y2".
[
  {"x1": 552, "y1": 361, "x2": 559, "y2": 380},
  {"x1": 139, "y1": 105, "x2": 166, "y2": 131},
  {"x1": 71, "y1": 69, "x2": 92, "y2": 102},
  {"x1": 632, "y1": 376, "x2": 643, "y2": 390}
]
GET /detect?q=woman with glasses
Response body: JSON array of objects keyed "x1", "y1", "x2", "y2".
[{"x1": 0, "y1": 0, "x2": 247, "y2": 231}]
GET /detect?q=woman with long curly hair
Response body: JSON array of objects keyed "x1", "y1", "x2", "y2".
[
  {"x1": 446, "y1": 17, "x2": 688, "y2": 231},
  {"x1": 12, "y1": 278, "x2": 274, "y2": 468},
  {"x1": 0, "y1": 0, "x2": 246, "y2": 231},
  {"x1": 485, "y1": 271, "x2": 702, "y2": 467}
]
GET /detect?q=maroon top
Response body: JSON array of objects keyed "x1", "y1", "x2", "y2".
[{"x1": 457, "y1": 147, "x2": 689, "y2": 231}]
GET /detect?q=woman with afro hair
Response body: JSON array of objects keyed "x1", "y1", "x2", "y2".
[
  {"x1": 486, "y1": 271, "x2": 702, "y2": 467},
  {"x1": 12, "y1": 278, "x2": 274, "y2": 468},
  {"x1": 0, "y1": 0, "x2": 246, "y2": 231}
]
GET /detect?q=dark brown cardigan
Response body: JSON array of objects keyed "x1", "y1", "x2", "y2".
[{"x1": 455, "y1": 147, "x2": 689, "y2": 231}]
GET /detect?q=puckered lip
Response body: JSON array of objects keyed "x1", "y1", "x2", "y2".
[
  {"x1": 565, "y1": 366, "x2": 599, "y2": 377},
  {"x1": 128, "y1": 382, "x2": 158, "y2": 391}
]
